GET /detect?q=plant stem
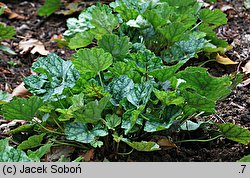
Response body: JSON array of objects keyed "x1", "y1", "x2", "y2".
[
  {"x1": 117, "y1": 149, "x2": 134, "y2": 155},
  {"x1": 199, "y1": 59, "x2": 216, "y2": 67},
  {"x1": 175, "y1": 134, "x2": 223, "y2": 143},
  {"x1": 98, "y1": 72, "x2": 104, "y2": 88},
  {"x1": 35, "y1": 121, "x2": 65, "y2": 135}
]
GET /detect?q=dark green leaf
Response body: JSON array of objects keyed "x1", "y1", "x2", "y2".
[
  {"x1": 27, "y1": 143, "x2": 53, "y2": 161},
  {"x1": 37, "y1": 0, "x2": 61, "y2": 16},
  {"x1": 199, "y1": 9, "x2": 227, "y2": 26},
  {"x1": 23, "y1": 53, "x2": 80, "y2": 101},
  {"x1": 7, "y1": 124, "x2": 34, "y2": 134},
  {"x1": 0, "y1": 139, "x2": 32, "y2": 162},
  {"x1": 158, "y1": 22, "x2": 189, "y2": 44},
  {"x1": 18, "y1": 133, "x2": 46, "y2": 150},
  {"x1": 0, "y1": 23, "x2": 16, "y2": 42},
  {"x1": 127, "y1": 81, "x2": 153, "y2": 107},
  {"x1": 107, "y1": 75, "x2": 134, "y2": 106},
  {"x1": 65, "y1": 122, "x2": 108, "y2": 143},
  {"x1": 149, "y1": 62, "x2": 184, "y2": 82},
  {"x1": 121, "y1": 105, "x2": 145, "y2": 134},
  {"x1": 90, "y1": 5, "x2": 118, "y2": 40},
  {"x1": 218, "y1": 123, "x2": 250, "y2": 145},
  {"x1": 98, "y1": 34, "x2": 131, "y2": 60},
  {"x1": 105, "y1": 114, "x2": 121, "y2": 130},
  {"x1": 73, "y1": 48, "x2": 113, "y2": 75},
  {"x1": 154, "y1": 90, "x2": 185, "y2": 106},
  {"x1": 74, "y1": 96, "x2": 110, "y2": 123},
  {"x1": 177, "y1": 67, "x2": 232, "y2": 101},
  {"x1": 3, "y1": 96, "x2": 43, "y2": 121}
]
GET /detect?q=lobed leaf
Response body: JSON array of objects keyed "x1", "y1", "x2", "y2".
[
  {"x1": 98, "y1": 34, "x2": 131, "y2": 60},
  {"x1": 65, "y1": 122, "x2": 108, "y2": 143},
  {"x1": 3, "y1": 96, "x2": 43, "y2": 121},
  {"x1": 73, "y1": 48, "x2": 113, "y2": 75},
  {"x1": 23, "y1": 53, "x2": 80, "y2": 101}
]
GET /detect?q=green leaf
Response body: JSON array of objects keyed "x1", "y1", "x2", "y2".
[
  {"x1": 144, "y1": 120, "x2": 174, "y2": 132},
  {"x1": 98, "y1": 34, "x2": 131, "y2": 60},
  {"x1": 68, "y1": 31, "x2": 94, "y2": 49},
  {"x1": 90, "y1": 5, "x2": 118, "y2": 40},
  {"x1": 113, "y1": 4, "x2": 139, "y2": 22},
  {"x1": 158, "y1": 22, "x2": 189, "y2": 44},
  {"x1": 37, "y1": 0, "x2": 61, "y2": 16},
  {"x1": 127, "y1": 81, "x2": 153, "y2": 107},
  {"x1": 182, "y1": 90, "x2": 216, "y2": 113},
  {"x1": 180, "y1": 120, "x2": 212, "y2": 131},
  {"x1": 239, "y1": 155, "x2": 250, "y2": 162},
  {"x1": 129, "y1": 49, "x2": 163, "y2": 73},
  {"x1": 122, "y1": 105, "x2": 145, "y2": 134},
  {"x1": 0, "y1": 45, "x2": 16, "y2": 55},
  {"x1": 163, "y1": 0, "x2": 197, "y2": 7},
  {"x1": 27, "y1": 143, "x2": 53, "y2": 161},
  {"x1": 65, "y1": 122, "x2": 108, "y2": 143},
  {"x1": 0, "y1": 90, "x2": 11, "y2": 103},
  {"x1": 107, "y1": 75, "x2": 134, "y2": 106},
  {"x1": 23, "y1": 53, "x2": 80, "y2": 101},
  {"x1": 0, "y1": 139, "x2": 32, "y2": 162},
  {"x1": 63, "y1": 5, "x2": 95, "y2": 37},
  {"x1": 73, "y1": 48, "x2": 113, "y2": 75},
  {"x1": 218, "y1": 123, "x2": 250, "y2": 145},
  {"x1": 74, "y1": 96, "x2": 110, "y2": 123},
  {"x1": 18, "y1": 133, "x2": 46, "y2": 150},
  {"x1": 0, "y1": 23, "x2": 16, "y2": 42},
  {"x1": 176, "y1": 67, "x2": 232, "y2": 101},
  {"x1": 0, "y1": 6, "x2": 5, "y2": 16},
  {"x1": 120, "y1": 138, "x2": 161, "y2": 152},
  {"x1": 105, "y1": 114, "x2": 121, "y2": 130},
  {"x1": 110, "y1": 0, "x2": 157, "y2": 14},
  {"x1": 199, "y1": 9, "x2": 227, "y2": 26},
  {"x1": 149, "y1": 62, "x2": 185, "y2": 82},
  {"x1": 154, "y1": 90, "x2": 185, "y2": 106},
  {"x1": 7, "y1": 124, "x2": 34, "y2": 134},
  {"x1": 3, "y1": 96, "x2": 43, "y2": 121}
]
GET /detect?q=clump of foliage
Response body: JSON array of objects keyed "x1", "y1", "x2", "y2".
[
  {"x1": 0, "y1": 0, "x2": 249, "y2": 161},
  {"x1": 0, "y1": 5, "x2": 16, "y2": 54}
]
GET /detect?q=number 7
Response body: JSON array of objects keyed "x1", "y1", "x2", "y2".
[{"x1": 241, "y1": 165, "x2": 246, "y2": 173}]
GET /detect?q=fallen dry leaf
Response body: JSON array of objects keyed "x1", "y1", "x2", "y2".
[
  {"x1": 12, "y1": 82, "x2": 31, "y2": 98},
  {"x1": 0, "y1": 2, "x2": 27, "y2": 20},
  {"x1": 242, "y1": 61, "x2": 250, "y2": 74},
  {"x1": 83, "y1": 149, "x2": 95, "y2": 162},
  {"x1": 19, "y1": 39, "x2": 50, "y2": 55},
  {"x1": 46, "y1": 146, "x2": 75, "y2": 162},
  {"x1": 157, "y1": 138, "x2": 177, "y2": 149},
  {"x1": 216, "y1": 53, "x2": 238, "y2": 65}
]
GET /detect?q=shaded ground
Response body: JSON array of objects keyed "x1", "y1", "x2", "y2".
[{"x1": 0, "y1": 0, "x2": 249, "y2": 162}]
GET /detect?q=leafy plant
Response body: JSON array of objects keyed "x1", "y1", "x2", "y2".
[{"x1": 0, "y1": 0, "x2": 249, "y2": 161}]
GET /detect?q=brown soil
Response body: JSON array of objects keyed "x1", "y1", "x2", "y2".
[{"x1": 0, "y1": 0, "x2": 249, "y2": 162}]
